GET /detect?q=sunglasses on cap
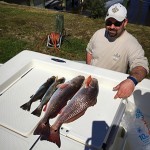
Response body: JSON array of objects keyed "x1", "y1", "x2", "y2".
[{"x1": 105, "y1": 20, "x2": 124, "y2": 27}]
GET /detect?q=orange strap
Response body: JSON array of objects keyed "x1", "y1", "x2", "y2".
[{"x1": 50, "y1": 32, "x2": 60, "y2": 49}]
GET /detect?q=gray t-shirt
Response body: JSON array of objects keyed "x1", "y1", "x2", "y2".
[{"x1": 86, "y1": 28, "x2": 149, "y2": 73}]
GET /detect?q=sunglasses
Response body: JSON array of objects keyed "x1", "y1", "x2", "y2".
[{"x1": 105, "y1": 20, "x2": 124, "y2": 27}]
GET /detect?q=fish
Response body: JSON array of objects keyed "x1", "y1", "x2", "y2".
[
  {"x1": 43, "y1": 76, "x2": 99, "y2": 148},
  {"x1": 20, "y1": 76, "x2": 56, "y2": 111},
  {"x1": 31, "y1": 77, "x2": 66, "y2": 117},
  {"x1": 33, "y1": 75, "x2": 85, "y2": 138}
]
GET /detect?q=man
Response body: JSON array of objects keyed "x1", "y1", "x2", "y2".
[{"x1": 86, "y1": 3, "x2": 149, "y2": 99}]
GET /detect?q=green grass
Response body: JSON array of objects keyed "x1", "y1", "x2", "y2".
[
  {"x1": 0, "y1": 1, "x2": 150, "y2": 78},
  {"x1": 0, "y1": 2, "x2": 98, "y2": 61},
  {"x1": 0, "y1": 37, "x2": 28, "y2": 63}
]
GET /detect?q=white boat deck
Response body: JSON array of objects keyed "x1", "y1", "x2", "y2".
[{"x1": 0, "y1": 50, "x2": 150, "y2": 150}]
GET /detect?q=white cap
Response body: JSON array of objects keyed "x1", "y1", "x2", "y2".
[{"x1": 105, "y1": 3, "x2": 127, "y2": 22}]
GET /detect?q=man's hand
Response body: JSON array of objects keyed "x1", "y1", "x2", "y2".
[
  {"x1": 113, "y1": 79, "x2": 135, "y2": 99},
  {"x1": 86, "y1": 52, "x2": 92, "y2": 64}
]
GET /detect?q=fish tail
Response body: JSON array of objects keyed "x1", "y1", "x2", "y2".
[
  {"x1": 41, "y1": 127, "x2": 61, "y2": 148},
  {"x1": 31, "y1": 106, "x2": 43, "y2": 117},
  {"x1": 20, "y1": 101, "x2": 32, "y2": 111},
  {"x1": 49, "y1": 127, "x2": 61, "y2": 148},
  {"x1": 33, "y1": 121, "x2": 50, "y2": 137}
]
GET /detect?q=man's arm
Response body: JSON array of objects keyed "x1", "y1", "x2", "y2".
[
  {"x1": 129, "y1": 66, "x2": 147, "y2": 82},
  {"x1": 86, "y1": 52, "x2": 92, "y2": 64}
]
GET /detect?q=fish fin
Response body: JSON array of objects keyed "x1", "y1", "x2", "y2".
[
  {"x1": 30, "y1": 95, "x2": 34, "y2": 98},
  {"x1": 40, "y1": 135, "x2": 49, "y2": 141},
  {"x1": 91, "y1": 98, "x2": 97, "y2": 106},
  {"x1": 40, "y1": 127, "x2": 61, "y2": 148},
  {"x1": 48, "y1": 127, "x2": 61, "y2": 148},
  {"x1": 31, "y1": 106, "x2": 43, "y2": 117},
  {"x1": 20, "y1": 101, "x2": 32, "y2": 111},
  {"x1": 84, "y1": 75, "x2": 92, "y2": 87},
  {"x1": 43, "y1": 103, "x2": 47, "y2": 112},
  {"x1": 65, "y1": 110, "x2": 86, "y2": 123},
  {"x1": 33, "y1": 121, "x2": 50, "y2": 137},
  {"x1": 58, "y1": 83, "x2": 69, "y2": 89}
]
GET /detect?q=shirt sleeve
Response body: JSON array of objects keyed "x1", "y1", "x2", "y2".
[
  {"x1": 128, "y1": 38, "x2": 149, "y2": 74},
  {"x1": 86, "y1": 31, "x2": 97, "y2": 54}
]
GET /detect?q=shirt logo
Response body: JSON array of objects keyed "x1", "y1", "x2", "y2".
[{"x1": 113, "y1": 53, "x2": 120, "y2": 61}]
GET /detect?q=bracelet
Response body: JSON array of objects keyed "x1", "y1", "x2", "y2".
[{"x1": 127, "y1": 76, "x2": 138, "y2": 86}]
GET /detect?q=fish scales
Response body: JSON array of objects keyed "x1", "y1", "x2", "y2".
[
  {"x1": 46, "y1": 76, "x2": 99, "y2": 148},
  {"x1": 33, "y1": 75, "x2": 85, "y2": 138},
  {"x1": 55, "y1": 83, "x2": 98, "y2": 124}
]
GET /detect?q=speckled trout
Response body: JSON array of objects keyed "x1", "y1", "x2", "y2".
[
  {"x1": 42, "y1": 76, "x2": 99, "y2": 148},
  {"x1": 20, "y1": 76, "x2": 56, "y2": 111},
  {"x1": 33, "y1": 75, "x2": 85, "y2": 137}
]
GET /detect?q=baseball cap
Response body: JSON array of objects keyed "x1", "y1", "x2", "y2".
[{"x1": 105, "y1": 3, "x2": 127, "y2": 22}]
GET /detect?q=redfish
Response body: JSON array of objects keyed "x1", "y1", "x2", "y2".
[
  {"x1": 33, "y1": 75, "x2": 85, "y2": 138},
  {"x1": 42, "y1": 76, "x2": 99, "y2": 147},
  {"x1": 20, "y1": 76, "x2": 56, "y2": 111}
]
